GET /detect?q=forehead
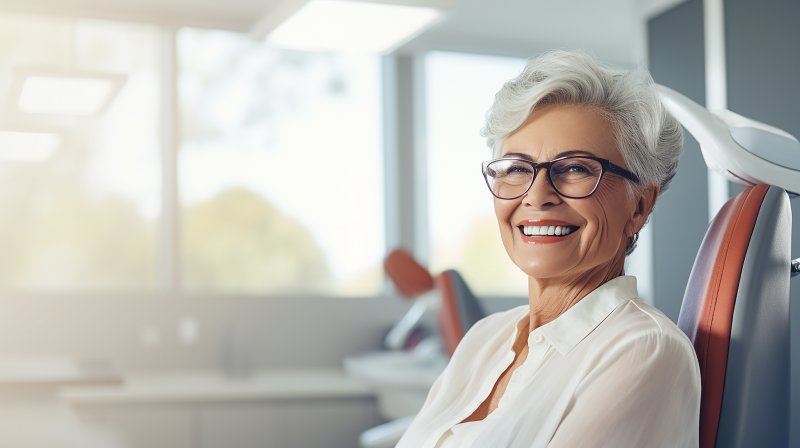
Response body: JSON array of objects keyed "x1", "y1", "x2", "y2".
[{"x1": 500, "y1": 103, "x2": 622, "y2": 163}]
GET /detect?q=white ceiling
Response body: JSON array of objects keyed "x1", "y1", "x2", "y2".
[
  {"x1": 0, "y1": 0, "x2": 683, "y2": 65},
  {"x1": 399, "y1": 0, "x2": 643, "y2": 64}
]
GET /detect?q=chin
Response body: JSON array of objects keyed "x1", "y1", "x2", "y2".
[{"x1": 511, "y1": 256, "x2": 577, "y2": 280}]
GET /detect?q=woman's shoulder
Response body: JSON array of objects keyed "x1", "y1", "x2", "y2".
[
  {"x1": 591, "y1": 299, "x2": 702, "y2": 396},
  {"x1": 617, "y1": 299, "x2": 687, "y2": 336},
  {"x1": 604, "y1": 299, "x2": 698, "y2": 364}
]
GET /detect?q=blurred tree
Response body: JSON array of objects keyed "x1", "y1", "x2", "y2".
[
  {"x1": 0, "y1": 192, "x2": 155, "y2": 291},
  {"x1": 182, "y1": 187, "x2": 332, "y2": 294}
]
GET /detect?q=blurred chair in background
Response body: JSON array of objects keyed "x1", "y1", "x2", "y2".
[{"x1": 436, "y1": 269, "x2": 486, "y2": 357}]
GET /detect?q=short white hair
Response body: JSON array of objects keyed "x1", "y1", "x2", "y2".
[{"x1": 482, "y1": 50, "x2": 683, "y2": 195}]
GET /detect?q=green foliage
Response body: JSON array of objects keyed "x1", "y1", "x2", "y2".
[
  {"x1": 0, "y1": 188, "x2": 155, "y2": 291},
  {"x1": 182, "y1": 187, "x2": 332, "y2": 294}
]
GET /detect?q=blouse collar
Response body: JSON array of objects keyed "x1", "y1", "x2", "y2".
[{"x1": 530, "y1": 275, "x2": 639, "y2": 355}]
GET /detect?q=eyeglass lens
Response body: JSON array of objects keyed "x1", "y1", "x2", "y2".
[{"x1": 485, "y1": 158, "x2": 603, "y2": 199}]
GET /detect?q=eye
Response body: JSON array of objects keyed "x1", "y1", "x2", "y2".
[
  {"x1": 507, "y1": 163, "x2": 532, "y2": 174},
  {"x1": 563, "y1": 163, "x2": 591, "y2": 174},
  {"x1": 490, "y1": 160, "x2": 532, "y2": 178},
  {"x1": 553, "y1": 162, "x2": 591, "y2": 175},
  {"x1": 551, "y1": 158, "x2": 602, "y2": 180}
]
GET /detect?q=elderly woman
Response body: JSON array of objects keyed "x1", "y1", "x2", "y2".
[{"x1": 397, "y1": 51, "x2": 701, "y2": 448}]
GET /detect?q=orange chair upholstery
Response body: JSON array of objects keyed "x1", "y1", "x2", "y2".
[{"x1": 384, "y1": 249, "x2": 435, "y2": 299}]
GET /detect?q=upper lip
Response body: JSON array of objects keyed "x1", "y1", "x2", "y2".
[{"x1": 516, "y1": 219, "x2": 579, "y2": 227}]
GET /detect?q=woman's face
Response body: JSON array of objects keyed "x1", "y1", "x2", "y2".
[{"x1": 494, "y1": 103, "x2": 647, "y2": 281}]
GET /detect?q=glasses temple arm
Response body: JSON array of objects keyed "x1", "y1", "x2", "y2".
[{"x1": 606, "y1": 162, "x2": 640, "y2": 183}]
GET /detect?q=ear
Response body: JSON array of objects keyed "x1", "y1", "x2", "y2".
[{"x1": 628, "y1": 184, "x2": 659, "y2": 236}]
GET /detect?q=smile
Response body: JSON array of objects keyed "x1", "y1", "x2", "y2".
[{"x1": 519, "y1": 225, "x2": 579, "y2": 237}]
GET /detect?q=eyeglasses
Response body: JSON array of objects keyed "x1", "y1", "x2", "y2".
[{"x1": 482, "y1": 155, "x2": 640, "y2": 200}]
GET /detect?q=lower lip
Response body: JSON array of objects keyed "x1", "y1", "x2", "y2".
[{"x1": 518, "y1": 228, "x2": 579, "y2": 244}]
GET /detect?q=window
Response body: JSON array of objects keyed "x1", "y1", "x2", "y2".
[
  {"x1": 0, "y1": 13, "x2": 160, "y2": 292},
  {"x1": 177, "y1": 29, "x2": 385, "y2": 295},
  {"x1": 0, "y1": 15, "x2": 386, "y2": 296},
  {"x1": 425, "y1": 51, "x2": 527, "y2": 296}
]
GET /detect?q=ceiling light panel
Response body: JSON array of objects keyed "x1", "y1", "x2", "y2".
[
  {"x1": 11, "y1": 69, "x2": 126, "y2": 117},
  {"x1": 267, "y1": 0, "x2": 443, "y2": 53}
]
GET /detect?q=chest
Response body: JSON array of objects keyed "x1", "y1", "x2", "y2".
[{"x1": 462, "y1": 344, "x2": 530, "y2": 422}]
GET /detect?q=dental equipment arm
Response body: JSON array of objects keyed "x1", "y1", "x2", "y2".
[{"x1": 656, "y1": 85, "x2": 800, "y2": 195}]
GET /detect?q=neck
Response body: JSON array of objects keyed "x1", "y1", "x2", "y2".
[{"x1": 526, "y1": 254, "x2": 626, "y2": 331}]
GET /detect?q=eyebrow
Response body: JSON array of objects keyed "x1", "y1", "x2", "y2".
[{"x1": 501, "y1": 150, "x2": 596, "y2": 161}]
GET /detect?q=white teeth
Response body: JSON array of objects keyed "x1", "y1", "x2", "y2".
[{"x1": 521, "y1": 225, "x2": 577, "y2": 236}]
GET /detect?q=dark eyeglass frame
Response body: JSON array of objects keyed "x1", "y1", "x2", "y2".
[{"x1": 481, "y1": 155, "x2": 641, "y2": 200}]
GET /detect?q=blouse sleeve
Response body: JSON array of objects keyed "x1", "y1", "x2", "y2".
[{"x1": 547, "y1": 330, "x2": 701, "y2": 448}]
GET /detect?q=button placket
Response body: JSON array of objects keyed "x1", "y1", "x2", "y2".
[
  {"x1": 521, "y1": 335, "x2": 549, "y2": 375},
  {"x1": 498, "y1": 340, "x2": 549, "y2": 413},
  {"x1": 511, "y1": 336, "x2": 546, "y2": 380}
]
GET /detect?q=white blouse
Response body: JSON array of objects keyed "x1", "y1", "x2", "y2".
[{"x1": 396, "y1": 276, "x2": 701, "y2": 448}]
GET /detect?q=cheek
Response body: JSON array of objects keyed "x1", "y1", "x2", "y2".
[
  {"x1": 579, "y1": 184, "x2": 631, "y2": 249},
  {"x1": 493, "y1": 199, "x2": 517, "y2": 247}
]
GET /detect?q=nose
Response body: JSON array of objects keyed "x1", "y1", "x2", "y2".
[{"x1": 523, "y1": 168, "x2": 562, "y2": 208}]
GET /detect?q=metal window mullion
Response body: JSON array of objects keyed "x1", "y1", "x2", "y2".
[
  {"x1": 382, "y1": 55, "x2": 401, "y2": 262},
  {"x1": 411, "y1": 53, "x2": 429, "y2": 265},
  {"x1": 382, "y1": 52, "x2": 428, "y2": 294},
  {"x1": 383, "y1": 54, "x2": 426, "y2": 259},
  {"x1": 158, "y1": 25, "x2": 181, "y2": 293}
]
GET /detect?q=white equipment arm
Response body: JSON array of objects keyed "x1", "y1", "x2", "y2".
[{"x1": 656, "y1": 85, "x2": 800, "y2": 195}]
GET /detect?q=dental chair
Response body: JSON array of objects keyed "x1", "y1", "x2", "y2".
[
  {"x1": 437, "y1": 269, "x2": 487, "y2": 357},
  {"x1": 679, "y1": 183, "x2": 790, "y2": 447},
  {"x1": 382, "y1": 249, "x2": 486, "y2": 357},
  {"x1": 659, "y1": 87, "x2": 800, "y2": 447}
]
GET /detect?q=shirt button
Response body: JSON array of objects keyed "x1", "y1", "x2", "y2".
[{"x1": 532, "y1": 334, "x2": 544, "y2": 343}]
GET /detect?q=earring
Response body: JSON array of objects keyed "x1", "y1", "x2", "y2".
[{"x1": 626, "y1": 232, "x2": 640, "y2": 255}]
